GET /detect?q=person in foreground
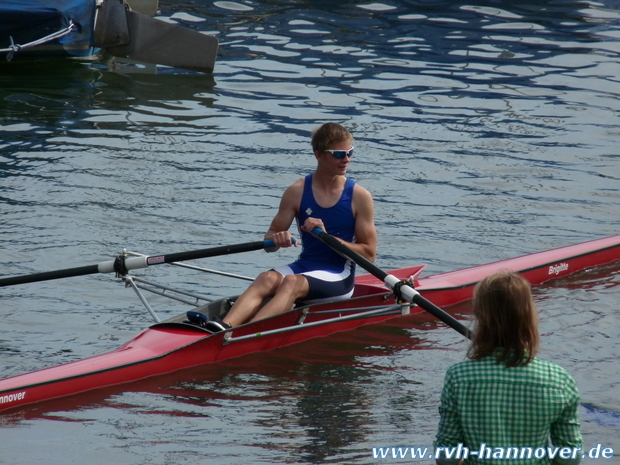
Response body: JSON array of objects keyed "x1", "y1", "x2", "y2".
[
  {"x1": 206, "y1": 122, "x2": 376, "y2": 332},
  {"x1": 434, "y1": 271, "x2": 583, "y2": 465}
]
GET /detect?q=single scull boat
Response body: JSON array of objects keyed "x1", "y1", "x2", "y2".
[{"x1": 1, "y1": 233, "x2": 619, "y2": 412}]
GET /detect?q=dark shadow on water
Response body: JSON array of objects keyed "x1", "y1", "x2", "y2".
[
  {"x1": 0, "y1": 58, "x2": 217, "y2": 164},
  {"x1": 0, "y1": 57, "x2": 216, "y2": 108}
]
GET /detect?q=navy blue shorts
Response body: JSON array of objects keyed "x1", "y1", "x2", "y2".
[{"x1": 272, "y1": 260, "x2": 355, "y2": 304}]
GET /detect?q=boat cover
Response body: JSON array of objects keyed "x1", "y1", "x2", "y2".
[{"x1": 0, "y1": 0, "x2": 96, "y2": 57}]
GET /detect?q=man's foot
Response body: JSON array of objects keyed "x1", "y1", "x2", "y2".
[{"x1": 206, "y1": 318, "x2": 232, "y2": 333}]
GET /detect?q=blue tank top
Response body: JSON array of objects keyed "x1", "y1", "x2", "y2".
[{"x1": 294, "y1": 174, "x2": 356, "y2": 273}]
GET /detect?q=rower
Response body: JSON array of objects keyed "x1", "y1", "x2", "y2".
[{"x1": 206, "y1": 122, "x2": 377, "y2": 332}]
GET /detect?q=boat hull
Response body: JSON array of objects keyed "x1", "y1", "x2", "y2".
[
  {"x1": 0, "y1": 0, "x2": 96, "y2": 59},
  {"x1": 416, "y1": 234, "x2": 620, "y2": 306},
  {"x1": 1, "y1": 235, "x2": 619, "y2": 412}
]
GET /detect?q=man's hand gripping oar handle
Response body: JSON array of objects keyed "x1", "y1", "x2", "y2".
[{"x1": 310, "y1": 227, "x2": 473, "y2": 340}]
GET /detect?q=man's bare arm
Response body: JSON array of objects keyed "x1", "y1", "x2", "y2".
[
  {"x1": 264, "y1": 179, "x2": 303, "y2": 250},
  {"x1": 346, "y1": 185, "x2": 377, "y2": 262}
]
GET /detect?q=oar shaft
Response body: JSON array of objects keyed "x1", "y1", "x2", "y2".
[
  {"x1": 149, "y1": 241, "x2": 269, "y2": 265},
  {"x1": 0, "y1": 264, "x2": 101, "y2": 287},
  {"x1": 311, "y1": 227, "x2": 473, "y2": 340},
  {"x1": 383, "y1": 275, "x2": 472, "y2": 339},
  {"x1": 0, "y1": 239, "x2": 279, "y2": 288}
]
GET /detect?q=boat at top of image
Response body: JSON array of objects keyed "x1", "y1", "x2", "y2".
[
  {"x1": 0, "y1": 0, "x2": 218, "y2": 73},
  {"x1": 0, "y1": 230, "x2": 619, "y2": 412}
]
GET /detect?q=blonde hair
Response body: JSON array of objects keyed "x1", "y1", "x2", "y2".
[
  {"x1": 467, "y1": 271, "x2": 540, "y2": 367},
  {"x1": 311, "y1": 122, "x2": 353, "y2": 153}
]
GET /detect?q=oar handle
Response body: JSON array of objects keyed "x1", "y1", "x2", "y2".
[{"x1": 311, "y1": 227, "x2": 473, "y2": 340}]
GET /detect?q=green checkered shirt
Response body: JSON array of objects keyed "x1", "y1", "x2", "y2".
[{"x1": 434, "y1": 355, "x2": 583, "y2": 465}]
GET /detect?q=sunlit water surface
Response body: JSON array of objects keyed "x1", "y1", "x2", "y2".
[{"x1": 1, "y1": 0, "x2": 619, "y2": 463}]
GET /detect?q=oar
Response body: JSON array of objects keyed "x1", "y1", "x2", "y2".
[
  {"x1": 311, "y1": 228, "x2": 473, "y2": 340},
  {"x1": 0, "y1": 239, "x2": 281, "y2": 288}
]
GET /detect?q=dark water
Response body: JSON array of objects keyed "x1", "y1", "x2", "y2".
[{"x1": 1, "y1": 0, "x2": 620, "y2": 463}]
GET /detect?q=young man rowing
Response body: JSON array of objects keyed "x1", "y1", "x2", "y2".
[{"x1": 207, "y1": 122, "x2": 376, "y2": 332}]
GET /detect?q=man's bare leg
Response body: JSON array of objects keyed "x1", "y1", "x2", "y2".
[
  {"x1": 222, "y1": 270, "x2": 284, "y2": 327},
  {"x1": 250, "y1": 274, "x2": 309, "y2": 322}
]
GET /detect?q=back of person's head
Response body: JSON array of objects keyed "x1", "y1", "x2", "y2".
[
  {"x1": 467, "y1": 270, "x2": 540, "y2": 367},
  {"x1": 311, "y1": 122, "x2": 353, "y2": 153}
]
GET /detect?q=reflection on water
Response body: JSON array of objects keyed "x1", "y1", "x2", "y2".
[
  {"x1": 295, "y1": 366, "x2": 371, "y2": 462},
  {"x1": 1, "y1": 0, "x2": 620, "y2": 463}
]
